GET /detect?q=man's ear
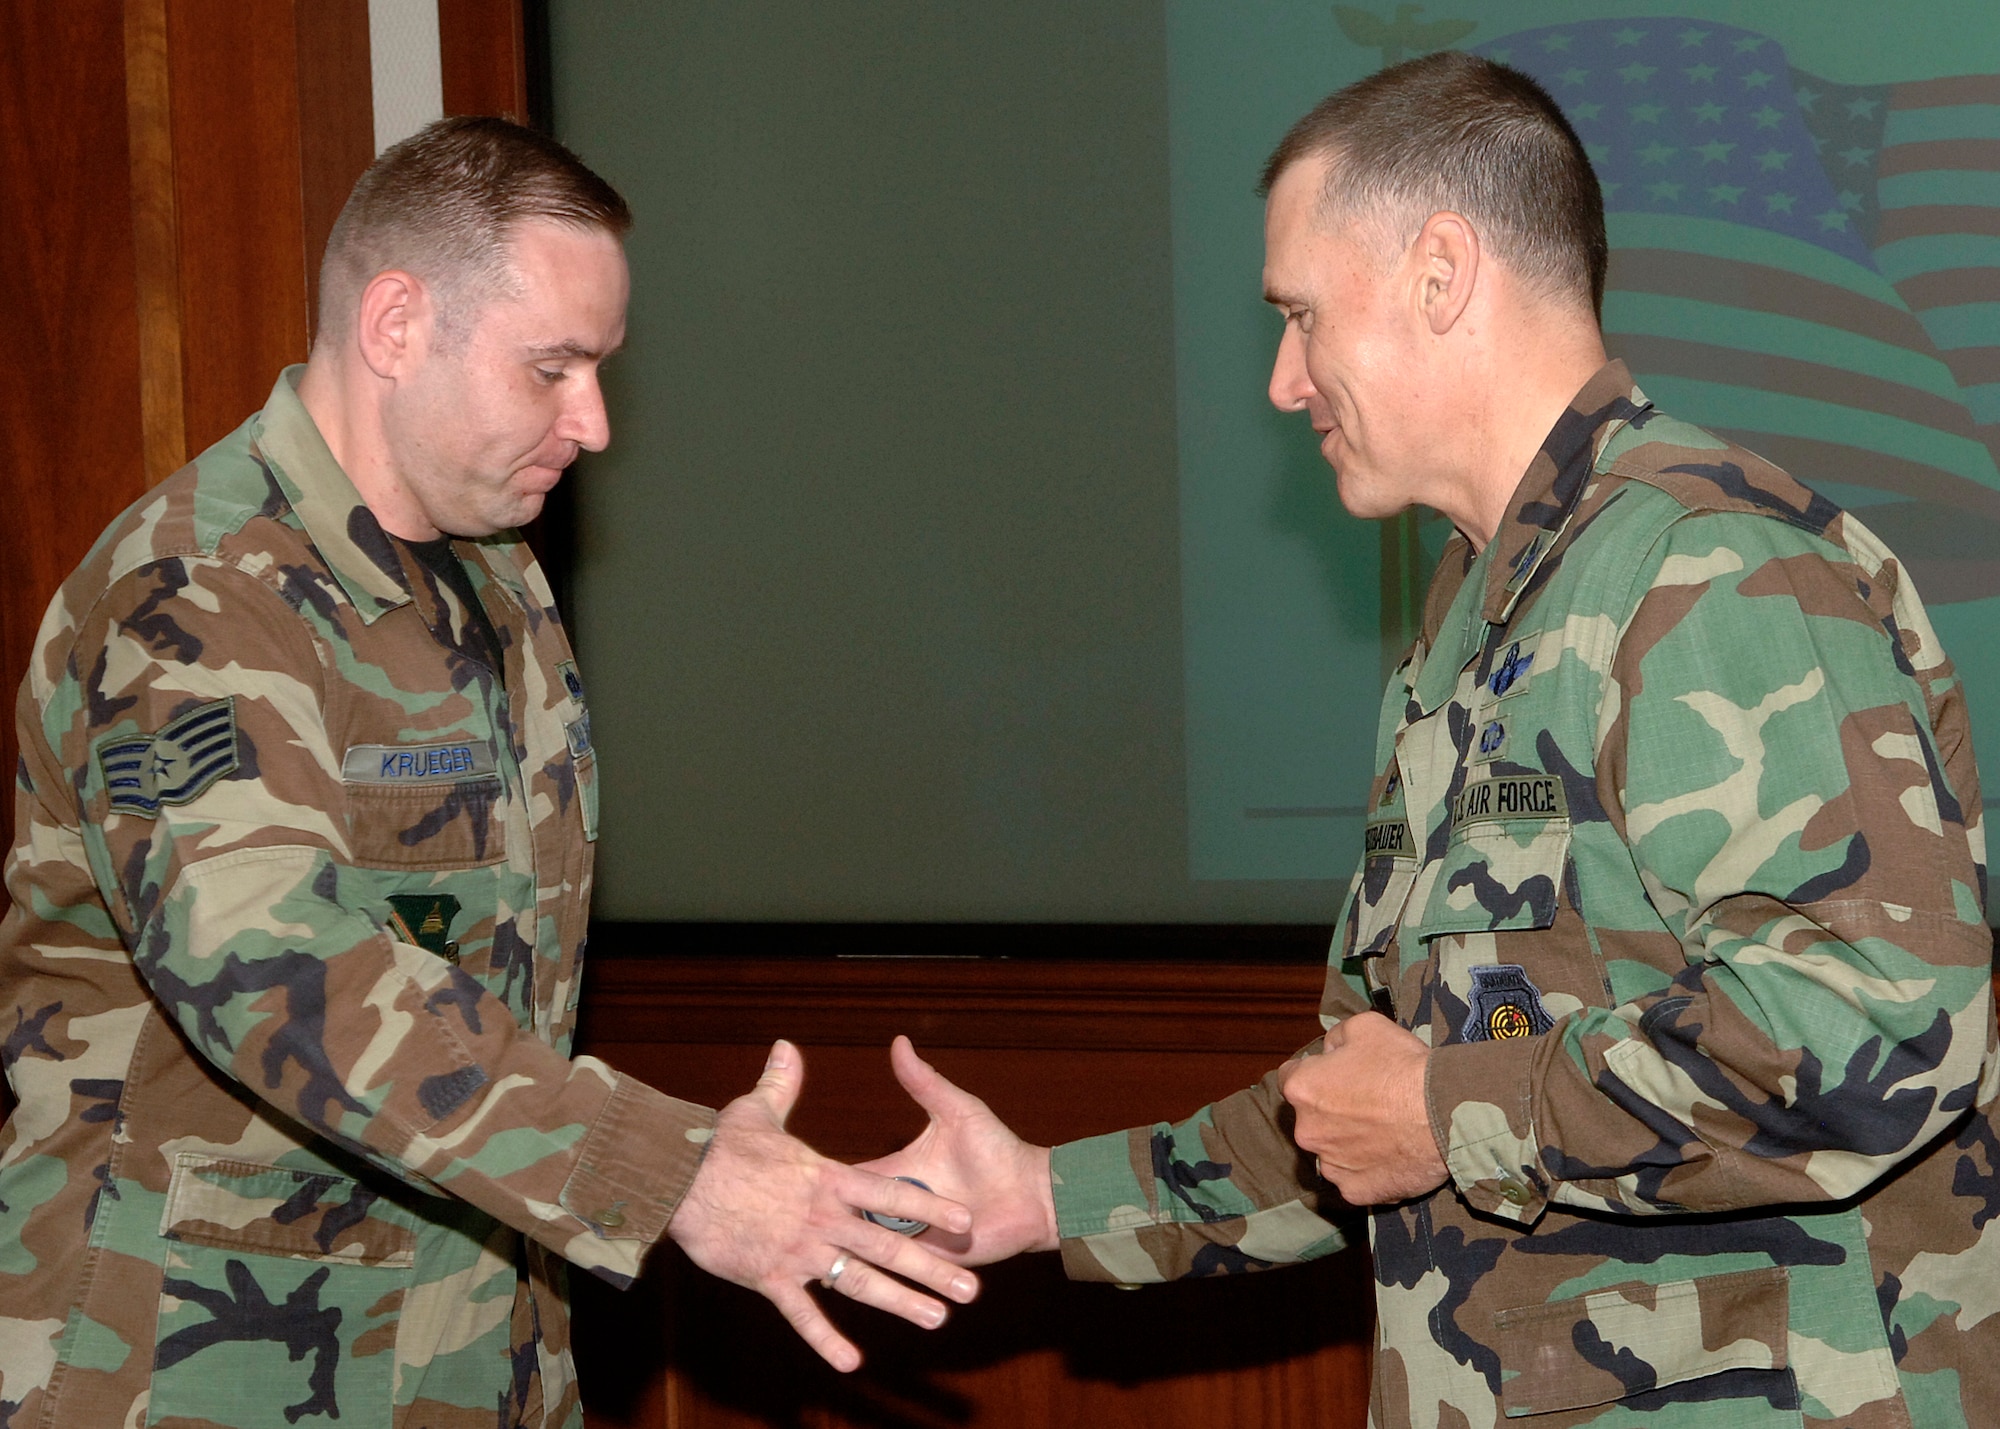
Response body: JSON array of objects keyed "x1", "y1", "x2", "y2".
[
  {"x1": 1413, "y1": 211, "x2": 1479, "y2": 337},
  {"x1": 354, "y1": 270, "x2": 431, "y2": 379}
]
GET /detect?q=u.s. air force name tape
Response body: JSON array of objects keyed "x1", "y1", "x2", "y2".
[
  {"x1": 96, "y1": 697, "x2": 240, "y2": 818},
  {"x1": 342, "y1": 741, "x2": 498, "y2": 784},
  {"x1": 1451, "y1": 773, "x2": 1568, "y2": 827}
]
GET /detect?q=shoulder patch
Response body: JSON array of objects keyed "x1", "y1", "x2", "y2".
[{"x1": 96, "y1": 697, "x2": 240, "y2": 818}]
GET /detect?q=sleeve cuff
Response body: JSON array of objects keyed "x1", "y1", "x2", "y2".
[
  {"x1": 1427, "y1": 1035, "x2": 1551, "y2": 1225},
  {"x1": 1049, "y1": 1128, "x2": 1150, "y2": 1240},
  {"x1": 555, "y1": 1065, "x2": 716, "y2": 1285}
]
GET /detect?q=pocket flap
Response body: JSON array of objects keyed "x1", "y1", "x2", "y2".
[
  {"x1": 1494, "y1": 1266, "x2": 1789, "y2": 1417},
  {"x1": 160, "y1": 1154, "x2": 416, "y2": 1268},
  {"x1": 1416, "y1": 801, "x2": 1570, "y2": 939}
]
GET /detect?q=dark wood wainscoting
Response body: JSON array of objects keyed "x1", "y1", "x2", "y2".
[{"x1": 570, "y1": 954, "x2": 1374, "y2": 1429}]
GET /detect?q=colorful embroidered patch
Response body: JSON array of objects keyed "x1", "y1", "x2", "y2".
[
  {"x1": 342, "y1": 741, "x2": 497, "y2": 784},
  {"x1": 1461, "y1": 964, "x2": 1555, "y2": 1043},
  {"x1": 386, "y1": 893, "x2": 462, "y2": 964},
  {"x1": 96, "y1": 697, "x2": 240, "y2": 818}
]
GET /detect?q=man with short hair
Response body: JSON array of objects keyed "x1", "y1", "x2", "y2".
[
  {"x1": 876, "y1": 52, "x2": 1994, "y2": 1425},
  {"x1": 0, "y1": 117, "x2": 973, "y2": 1429}
]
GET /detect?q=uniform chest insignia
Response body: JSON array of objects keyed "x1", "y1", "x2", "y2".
[
  {"x1": 386, "y1": 893, "x2": 462, "y2": 963},
  {"x1": 1364, "y1": 815, "x2": 1414, "y2": 859},
  {"x1": 96, "y1": 697, "x2": 240, "y2": 818},
  {"x1": 557, "y1": 660, "x2": 585, "y2": 705},
  {"x1": 564, "y1": 711, "x2": 593, "y2": 759},
  {"x1": 1461, "y1": 964, "x2": 1554, "y2": 1042},
  {"x1": 1473, "y1": 716, "x2": 1509, "y2": 763},
  {"x1": 342, "y1": 740, "x2": 498, "y2": 784},
  {"x1": 1489, "y1": 640, "x2": 1535, "y2": 698}
]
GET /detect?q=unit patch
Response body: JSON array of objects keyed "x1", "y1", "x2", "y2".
[
  {"x1": 96, "y1": 697, "x2": 240, "y2": 818},
  {"x1": 557, "y1": 660, "x2": 586, "y2": 705},
  {"x1": 342, "y1": 741, "x2": 497, "y2": 784},
  {"x1": 386, "y1": 893, "x2": 462, "y2": 963},
  {"x1": 1473, "y1": 717, "x2": 1510, "y2": 763},
  {"x1": 1461, "y1": 964, "x2": 1555, "y2": 1043},
  {"x1": 1453, "y1": 774, "x2": 1568, "y2": 827},
  {"x1": 565, "y1": 712, "x2": 593, "y2": 760}
]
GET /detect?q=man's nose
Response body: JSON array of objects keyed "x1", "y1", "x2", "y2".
[
  {"x1": 1268, "y1": 323, "x2": 1313, "y2": 413},
  {"x1": 562, "y1": 372, "x2": 612, "y2": 452}
]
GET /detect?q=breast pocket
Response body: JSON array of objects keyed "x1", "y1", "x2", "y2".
[
  {"x1": 148, "y1": 1155, "x2": 416, "y2": 1427},
  {"x1": 342, "y1": 738, "x2": 508, "y2": 869},
  {"x1": 1408, "y1": 773, "x2": 1601, "y2": 1047}
]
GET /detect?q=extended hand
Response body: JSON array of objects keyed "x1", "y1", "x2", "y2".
[
  {"x1": 1280, "y1": 1012, "x2": 1447, "y2": 1205},
  {"x1": 860, "y1": 1036, "x2": 1060, "y2": 1265},
  {"x1": 666, "y1": 1040, "x2": 979, "y2": 1372}
]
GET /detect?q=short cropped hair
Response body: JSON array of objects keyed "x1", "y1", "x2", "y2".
[
  {"x1": 1261, "y1": 51, "x2": 1607, "y2": 316},
  {"x1": 316, "y1": 115, "x2": 632, "y2": 348}
]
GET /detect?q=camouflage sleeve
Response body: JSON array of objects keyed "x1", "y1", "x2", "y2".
[
  {"x1": 55, "y1": 558, "x2": 715, "y2": 1287},
  {"x1": 1427, "y1": 510, "x2": 1993, "y2": 1226},
  {"x1": 1051, "y1": 1055, "x2": 1353, "y2": 1283}
]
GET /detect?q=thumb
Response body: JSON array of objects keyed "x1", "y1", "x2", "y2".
[
  {"x1": 754, "y1": 1038, "x2": 803, "y2": 1128},
  {"x1": 890, "y1": 1034, "x2": 976, "y2": 1119}
]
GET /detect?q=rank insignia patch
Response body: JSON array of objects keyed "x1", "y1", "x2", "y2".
[
  {"x1": 387, "y1": 893, "x2": 462, "y2": 963},
  {"x1": 96, "y1": 697, "x2": 240, "y2": 818},
  {"x1": 1462, "y1": 964, "x2": 1555, "y2": 1043}
]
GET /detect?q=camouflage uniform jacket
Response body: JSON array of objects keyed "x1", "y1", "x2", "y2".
[
  {"x1": 0, "y1": 369, "x2": 717, "y2": 1429},
  {"x1": 1051, "y1": 362, "x2": 1995, "y2": 1427}
]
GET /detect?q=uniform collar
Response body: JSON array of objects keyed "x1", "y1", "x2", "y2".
[
  {"x1": 252, "y1": 366, "x2": 414, "y2": 624},
  {"x1": 1479, "y1": 359, "x2": 1651, "y2": 627}
]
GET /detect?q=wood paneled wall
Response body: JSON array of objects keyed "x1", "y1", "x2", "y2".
[
  {"x1": 570, "y1": 956, "x2": 1374, "y2": 1429},
  {"x1": 0, "y1": 0, "x2": 526, "y2": 903}
]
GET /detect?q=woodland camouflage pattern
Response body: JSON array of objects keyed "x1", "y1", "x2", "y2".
[
  {"x1": 0, "y1": 370, "x2": 716, "y2": 1428},
  {"x1": 1052, "y1": 362, "x2": 1995, "y2": 1426}
]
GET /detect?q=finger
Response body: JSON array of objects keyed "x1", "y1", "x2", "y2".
[
  {"x1": 753, "y1": 1038, "x2": 804, "y2": 1129},
  {"x1": 830, "y1": 1161, "x2": 973, "y2": 1237},
  {"x1": 818, "y1": 1252, "x2": 953, "y2": 1330},
  {"x1": 889, "y1": 1035, "x2": 1000, "y2": 1124},
  {"x1": 766, "y1": 1279, "x2": 862, "y2": 1372},
  {"x1": 850, "y1": 1223, "x2": 981, "y2": 1304}
]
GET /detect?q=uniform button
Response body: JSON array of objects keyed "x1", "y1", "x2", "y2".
[
  {"x1": 1498, "y1": 1176, "x2": 1532, "y2": 1206},
  {"x1": 591, "y1": 1207, "x2": 626, "y2": 1229}
]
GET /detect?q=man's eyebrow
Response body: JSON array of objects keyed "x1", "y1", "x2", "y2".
[{"x1": 524, "y1": 339, "x2": 612, "y2": 360}]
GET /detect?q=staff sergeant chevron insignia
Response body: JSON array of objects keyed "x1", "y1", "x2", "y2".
[{"x1": 94, "y1": 697, "x2": 240, "y2": 818}]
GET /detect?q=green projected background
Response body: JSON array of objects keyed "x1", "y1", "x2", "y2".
[{"x1": 1176, "y1": 2, "x2": 2000, "y2": 881}]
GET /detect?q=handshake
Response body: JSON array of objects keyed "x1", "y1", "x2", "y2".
[{"x1": 663, "y1": 1016, "x2": 1443, "y2": 1373}]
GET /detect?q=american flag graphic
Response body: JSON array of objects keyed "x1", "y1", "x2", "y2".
[{"x1": 1479, "y1": 19, "x2": 2000, "y2": 603}]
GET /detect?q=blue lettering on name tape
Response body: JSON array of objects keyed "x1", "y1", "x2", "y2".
[{"x1": 342, "y1": 741, "x2": 497, "y2": 784}]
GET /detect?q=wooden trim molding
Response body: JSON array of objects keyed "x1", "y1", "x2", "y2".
[
  {"x1": 580, "y1": 954, "x2": 1328, "y2": 1055},
  {"x1": 123, "y1": 0, "x2": 188, "y2": 488}
]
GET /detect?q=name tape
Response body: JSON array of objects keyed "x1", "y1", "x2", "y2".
[
  {"x1": 1364, "y1": 818, "x2": 1415, "y2": 859},
  {"x1": 342, "y1": 741, "x2": 497, "y2": 785}
]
